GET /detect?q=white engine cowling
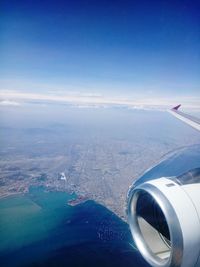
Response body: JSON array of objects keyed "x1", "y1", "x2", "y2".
[{"x1": 127, "y1": 168, "x2": 200, "y2": 267}]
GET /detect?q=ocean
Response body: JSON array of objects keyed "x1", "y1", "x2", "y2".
[{"x1": 0, "y1": 187, "x2": 148, "y2": 267}]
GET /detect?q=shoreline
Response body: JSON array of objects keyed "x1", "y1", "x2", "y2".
[{"x1": 0, "y1": 192, "x2": 26, "y2": 200}]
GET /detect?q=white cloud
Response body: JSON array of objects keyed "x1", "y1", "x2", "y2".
[
  {"x1": 0, "y1": 90, "x2": 199, "y2": 111},
  {"x1": 0, "y1": 100, "x2": 21, "y2": 106}
]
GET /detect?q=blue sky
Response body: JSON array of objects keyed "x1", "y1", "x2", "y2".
[{"x1": 1, "y1": 0, "x2": 200, "y2": 105}]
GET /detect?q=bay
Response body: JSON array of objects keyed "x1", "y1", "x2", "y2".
[{"x1": 0, "y1": 187, "x2": 148, "y2": 267}]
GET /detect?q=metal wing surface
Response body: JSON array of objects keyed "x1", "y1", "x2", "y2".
[{"x1": 169, "y1": 104, "x2": 200, "y2": 132}]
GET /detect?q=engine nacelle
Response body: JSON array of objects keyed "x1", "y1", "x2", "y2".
[{"x1": 127, "y1": 146, "x2": 200, "y2": 267}]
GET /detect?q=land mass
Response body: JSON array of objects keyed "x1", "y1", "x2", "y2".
[{"x1": 1, "y1": 110, "x2": 200, "y2": 219}]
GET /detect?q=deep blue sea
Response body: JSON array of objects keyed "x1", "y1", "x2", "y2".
[{"x1": 0, "y1": 187, "x2": 148, "y2": 267}]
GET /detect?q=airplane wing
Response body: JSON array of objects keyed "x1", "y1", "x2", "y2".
[{"x1": 169, "y1": 104, "x2": 200, "y2": 132}]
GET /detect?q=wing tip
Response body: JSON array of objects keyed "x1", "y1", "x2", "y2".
[{"x1": 172, "y1": 104, "x2": 181, "y2": 111}]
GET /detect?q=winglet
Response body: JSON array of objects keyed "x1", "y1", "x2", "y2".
[{"x1": 172, "y1": 104, "x2": 181, "y2": 110}]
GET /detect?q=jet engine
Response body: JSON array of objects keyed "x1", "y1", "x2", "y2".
[{"x1": 127, "y1": 146, "x2": 200, "y2": 267}]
